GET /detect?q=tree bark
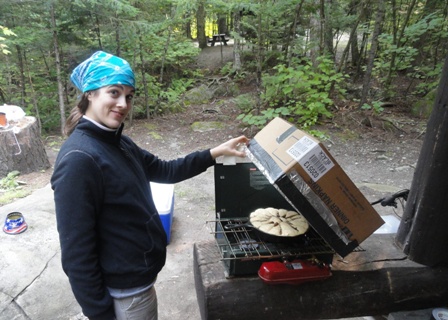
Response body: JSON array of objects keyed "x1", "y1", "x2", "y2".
[
  {"x1": 232, "y1": 11, "x2": 242, "y2": 72},
  {"x1": 185, "y1": 18, "x2": 192, "y2": 39},
  {"x1": 309, "y1": 0, "x2": 321, "y2": 67},
  {"x1": 217, "y1": 14, "x2": 227, "y2": 35},
  {"x1": 322, "y1": 0, "x2": 334, "y2": 59},
  {"x1": 114, "y1": 12, "x2": 121, "y2": 57},
  {"x1": 286, "y1": 0, "x2": 305, "y2": 67},
  {"x1": 0, "y1": 117, "x2": 50, "y2": 177},
  {"x1": 395, "y1": 55, "x2": 448, "y2": 267},
  {"x1": 196, "y1": 0, "x2": 207, "y2": 49},
  {"x1": 93, "y1": 9, "x2": 103, "y2": 50},
  {"x1": 15, "y1": 45, "x2": 26, "y2": 107},
  {"x1": 24, "y1": 51, "x2": 41, "y2": 132},
  {"x1": 256, "y1": 7, "x2": 263, "y2": 83},
  {"x1": 359, "y1": 0, "x2": 384, "y2": 107},
  {"x1": 137, "y1": 29, "x2": 149, "y2": 119},
  {"x1": 412, "y1": 0, "x2": 438, "y2": 66},
  {"x1": 51, "y1": 3, "x2": 65, "y2": 135},
  {"x1": 384, "y1": 0, "x2": 417, "y2": 92},
  {"x1": 338, "y1": 0, "x2": 368, "y2": 73}
]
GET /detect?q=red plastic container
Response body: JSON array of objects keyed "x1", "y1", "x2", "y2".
[
  {"x1": 258, "y1": 259, "x2": 332, "y2": 285},
  {"x1": 0, "y1": 112, "x2": 7, "y2": 127}
]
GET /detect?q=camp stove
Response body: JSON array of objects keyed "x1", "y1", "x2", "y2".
[{"x1": 212, "y1": 159, "x2": 335, "y2": 278}]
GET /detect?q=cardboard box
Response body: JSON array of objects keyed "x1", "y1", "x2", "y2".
[
  {"x1": 151, "y1": 182, "x2": 174, "y2": 244},
  {"x1": 247, "y1": 117, "x2": 384, "y2": 257}
]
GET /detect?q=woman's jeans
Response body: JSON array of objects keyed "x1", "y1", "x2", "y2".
[{"x1": 113, "y1": 286, "x2": 158, "y2": 320}]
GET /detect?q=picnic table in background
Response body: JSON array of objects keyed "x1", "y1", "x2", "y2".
[{"x1": 208, "y1": 34, "x2": 229, "y2": 46}]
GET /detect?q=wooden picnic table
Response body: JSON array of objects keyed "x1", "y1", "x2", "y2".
[{"x1": 209, "y1": 34, "x2": 228, "y2": 46}]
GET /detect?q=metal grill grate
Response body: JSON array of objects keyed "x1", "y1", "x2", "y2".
[{"x1": 208, "y1": 218, "x2": 336, "y2": 261}]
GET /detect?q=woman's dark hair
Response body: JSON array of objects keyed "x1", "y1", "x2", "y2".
[{"x1": 64, "y1": 92, "x2": 90, "y2": 136}]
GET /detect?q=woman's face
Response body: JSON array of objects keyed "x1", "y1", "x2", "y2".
[{"x1": 86, "y1": 85, "x2": 135, "y2": 129}]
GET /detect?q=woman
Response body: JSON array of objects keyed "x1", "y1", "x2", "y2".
[{"x1": 51, "y1": 51, "x2": 249, "y2": 320}]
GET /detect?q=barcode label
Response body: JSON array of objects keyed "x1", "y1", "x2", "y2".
[
  {"x1": 287, "y1": 136, "x2": 318, "y2": 161},
  {"x1": 287, "y1": 136, "x2": 334, "y2": 181},
  {"x1": 298, "y1": 147, "x2": 334, "y2": 181}
]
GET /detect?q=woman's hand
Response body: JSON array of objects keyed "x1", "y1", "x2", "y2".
[{"x1": 210, "y1": 135, "x2": 250, "y2": 160}]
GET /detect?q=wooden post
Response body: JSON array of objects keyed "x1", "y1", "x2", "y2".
[
  {"x1": 0, "y1": 116, "x2": 50, "y2": 177},
  {"x1": 396, "y1": 55, "x2": 448, "y2": 267}
]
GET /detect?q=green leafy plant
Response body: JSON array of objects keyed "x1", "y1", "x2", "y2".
[
  {"x1": 238, "y1": 56, "x2": 347, "y2": 128},
  {"x1": 307, "y1": 129, "x2": 329, "y2": 141},
  {"x1": 0, "y1": 25, "x2": 16, "y2": 55},
  {"x1": 374, "y1": 13, "x2": 448, "y2": 80},
  {"x1": 0, "y1": 171, "x2": 21, "y2": 191},
  {"x1": 361, "y1": 101, "x2": 384, "y2": 114},
  {"x1": 237, "y1": 106, "x2": 291, "y2": 127},
  {"x1": 234, "y1": 93, "x2": 257, "y2": 113},
  {"x1": 412, "y1": 63, "x2": 443, "y2": 95},
  {"x1": 220, "y1": 62, "x2": 234, "y2": 76},
  {"x1": 159, "y1": 78, "x2": 194, "y2": 104}
]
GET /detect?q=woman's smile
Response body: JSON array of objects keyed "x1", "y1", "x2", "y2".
[{"x1": 86, "y1": 85, "x2": 135, "y2": 129}]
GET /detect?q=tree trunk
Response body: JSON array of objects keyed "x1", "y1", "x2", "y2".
[
  {"x1": 286, "y1": 0, "x2": 305, "y2": 67},
  {"x1": 24, "y1": 51, "x2": 41, "y2": 132},
  {"x1": 51, "y1": 4, "x2": 65, "y2": 135},
  {"x1": 93, "y1": 10, "x2": 103, "y2": 50},
  {"x1": 350, "y1": 30, "x2": 360, "y2": 66},
  {"x1": 395, "y1": 55, "x2": 448, "y2": 267},
  {"x1": 159, "y1": 25, "x2": 172, "y2": 85},
  {"x1": 322, "y1": 0, "x2": 334, "y2": 59},
  {"x1": 232, "y1": 11, "x2": 242, "y2": 72},
  {"x1": 384, "y1": 0, "x2": 417, "y2": 93},
  {"x1": 15, "y1": 45, "x2": 26, "y2": 107},
  {"x1": 0, "y1": 86, "x2": 6, "y2": 104},
  {"x1": 412, "y1": 0, "x2": 440, "y2": 66},
  {"x1": 337, "y1": 12, "x2": 362, "y2": 73},
  {"x1": 256, "y1": 7, "x2": 263, "y2": 83},
  {"x1": 115, "y1": 12, "x2": 121, "y2": 57},
  {"x1": 356, "y1": 24, "x2": 370, "y2": 77},
  {"x1": 309, "y1": 0, "x2": 321, "y2": 67},
  {"x1": 3, "y1": 54, "x2": 11, "y2": 101},
  {"x1": 0, "y1": 117, "x2": 50, "y2": 177},
  {"x1": 217, "y1": 14, "x2": 227, "y2": 35},
  {"x1": 347, "y1": 0, "x2": 361, "y2": 67},
  {"x1": 359, "y1": 0, "x2": 384, "y2": 107},
  {"x1": 185, "y1": 18, "x2": 192, "y2": 39},
  {"x1": 157, "y1": 22, "x2": 172, "y2": 114},
  {"x1": 196, "y1": 0, "x2": 207, "y2": 49},
  {"x1": 137, "y1": 29, "x2": 149, "y2": 119}
]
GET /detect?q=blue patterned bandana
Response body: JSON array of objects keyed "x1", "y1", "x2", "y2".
[{"x1": 70, "y1": 51, "x2": 135, "y2": 92}]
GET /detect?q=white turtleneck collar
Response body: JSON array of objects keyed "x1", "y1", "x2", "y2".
[{"x1": 82, "y1": 115, "x2": 116, "y2": 132}]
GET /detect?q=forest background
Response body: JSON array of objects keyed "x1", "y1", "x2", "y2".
[{"x1": 0, "y1": 0, "x2": 447, "y2": 135}]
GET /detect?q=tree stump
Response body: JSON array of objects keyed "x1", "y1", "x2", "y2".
[{"x1": 0, "y1": 116, "x2": 50, "y2": 177}]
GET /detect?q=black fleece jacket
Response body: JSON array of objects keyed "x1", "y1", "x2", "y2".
[{"x1": 51, "y1": 119, "x2": 215, "y2": 320}]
